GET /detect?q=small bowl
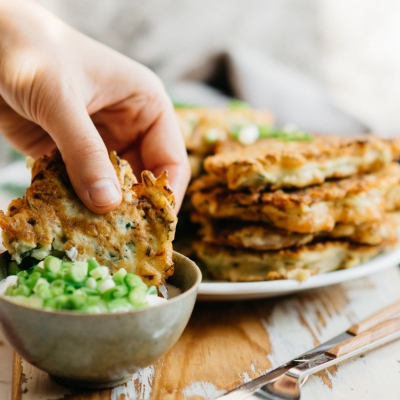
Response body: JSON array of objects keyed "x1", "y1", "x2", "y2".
[{"x1": 0, "y1": 251, "x2": 201, "y2": 389}]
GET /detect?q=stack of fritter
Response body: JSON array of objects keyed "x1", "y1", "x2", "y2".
[
  {"x1": 173, "y1": 106, "x2": 275, "y2": 257},
  {"x1": 188, "y1": 134, "x2": 400, "y2": 282}
]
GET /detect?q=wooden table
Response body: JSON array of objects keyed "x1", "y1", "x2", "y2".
[{"x1": 2, "y1": 264, "x2": 400, "y2": 400}]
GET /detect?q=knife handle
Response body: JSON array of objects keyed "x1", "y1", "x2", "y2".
[
  {"x1": 347, "y1": 299, "x2": 400, "y2": 335},
  {"x1": 326, "y1": 316, "x2": 400, "y2": 358}
]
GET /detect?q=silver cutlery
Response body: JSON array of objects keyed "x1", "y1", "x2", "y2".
[{"x1": 217, "y1": 300, "x2": 400, "y2": 400}]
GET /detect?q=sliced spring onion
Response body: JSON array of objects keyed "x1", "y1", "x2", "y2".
[
  {"x1": 112, "y1": 268, "x2": 127, "y2": 285},
  {"x1": 3, "y1": 255, "x2": 164, "y2": 313},
  {"x1": 44, "y1": 256, "x2": 61, "y2": 273}
]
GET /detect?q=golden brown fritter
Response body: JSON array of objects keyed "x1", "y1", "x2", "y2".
[
  {"x1": 194, "y1": 240, "x2": 394, "y2": 282},
  {"x1": 190, "y1": 163, "x2": 400, "y2": 233},
  {"x1": 0, "y1": 150, "x2": 177, "y2": 287},
  {"x1": 204, "y1": 134, "x2": 397, "y2": 191},
  {"x1": 176, "y1": 107, "x2": 274, "y2": 155},
  {"x1": 176, "y1": 107, "x2": 274, "y2": 179},
  {"x1": 192, "y1": 212, "x2": 400, "y2": 250}
]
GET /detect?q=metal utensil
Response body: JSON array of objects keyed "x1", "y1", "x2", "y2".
[
  {"x1": 252, "y1": 316, "x2": 400, "y2": 399},
  {"x1": 217, "y1": 300, "x2": 400, "y2": 400}
]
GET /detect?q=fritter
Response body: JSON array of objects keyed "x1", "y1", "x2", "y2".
[
  {"x1": 190, "y1": 163, "x2": 400, "y2": 233},
  {"x1": 192, "y1": 212, "x2": 400, "y2": 249},
  {"x1": 176, "y1": 107, "x2": 274, "y2": 156},
  {"x1": 204, "y1": 134, "x2": 398, "y2": 191},
  {"x1": 0, "y1": 150, "x2": 177, "y2": 287},
  {"x1": 194, "y1": 240, "x2": 394, "y2": 282}
]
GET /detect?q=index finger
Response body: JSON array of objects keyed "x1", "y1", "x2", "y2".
[{"x1": 138, "y1": 93, "x2": 191, "y2": 212}]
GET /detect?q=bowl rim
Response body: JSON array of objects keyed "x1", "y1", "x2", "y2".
[{"x1": 0, "y1": 251, "x2": 202, "y2": 317}]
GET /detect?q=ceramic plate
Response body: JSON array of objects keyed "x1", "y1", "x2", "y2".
[{"x1": 197, "y1": 247, "x2": 400, "y2": 301}]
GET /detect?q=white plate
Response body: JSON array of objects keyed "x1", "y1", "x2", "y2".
[{"x1": 197, "y1": 247, "x2": 400, "y2": 301}]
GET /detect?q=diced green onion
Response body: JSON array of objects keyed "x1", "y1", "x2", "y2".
[
  {"x1": 112, "y1": 268, "x2": 127, "y2": 285},
  {"x1": 70, "y1": 290, "x2": 87, "y2": 309},
  {"x1": 90, "y1": 266, "x2": 109, "y2": 280},
  {"x1": 98, "y1": 278, "x2": 116, "y2": 294},
  {"x1": 228, "y1": 99, "x2": 250, "y2": 110},
  {"x1": 85, "y1": 277, "x2": 97, "y2": 289},
  {"x1": 33, "y1": 278, "x2": 50, "y2": 293},
  {"x1": 87, "y1": 258, "x2": 100, "y2": 273},
  {"x1": 43, "y1": 270, "x2": 59, "y2": 283},
  {"x1": 74, "y1": 261, "x2": 88, "y2": 276},
  {"x1": 65, "y1": 284, "x2": 76, "y2": 295},
  {"x1": 103, "y1": 285, "x2": 129, "y2": 301},
  {"x1": 82, "y1": 287, "x2": 99, "y2": 296},
  {"x1": 50, "y1": 279, "x2": 65, "y2": 296},
  {"x1": 3, "y1": 255, "x2": 161, "y2": 313},
  {"x1": 124, "y1": 273, "x2": 147, "y2": 290},
  {"x1": 238, "y1": 125, "x2": 259, "y2": 145},
  {"x1": 129, "y1": 289, "x2": 146, "y2": 305},
  {"x1": 64, "y1": 265, "x2": 86, "y2": 283},
  {"x1": 12, "y1": 285, "x2": 31, "y2": 297},
  {"x1": 25, "y1": 272, "x2": 41, "y2": 290},
  {"x1": 44, "y1": 256, "x2": 62, "y2": 273},
  {"x1": 204, "y1": 128, "x2": 225, "y2": 144},
  {"x1": 147, "y1": 286, "x2": 158, "y2": 296},
  {"x1": 50, "y1": 279, "x2": 65, "y2": 289},
  {"x1": 107, "y1": 298, "x2": 131, "y2": 312}
]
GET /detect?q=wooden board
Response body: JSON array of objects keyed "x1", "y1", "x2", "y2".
[{"x1": 10, "y1": 266, "x2": 400, "y2": 400}]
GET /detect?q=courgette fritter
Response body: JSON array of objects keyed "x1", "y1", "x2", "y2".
[
  {"x1": 204, "y1": 135, "x2": 399, "y2": 191},
  {"x1": 190, "y1": 162, "x2": 400, "y2": 233},
  {"x1": 0, "y1": 150, "x2": 177, "y2": 287}
]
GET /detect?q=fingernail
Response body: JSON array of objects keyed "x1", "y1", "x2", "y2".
[{"x1": 88, "y1": 179, "x2": 121, "y2": 207}]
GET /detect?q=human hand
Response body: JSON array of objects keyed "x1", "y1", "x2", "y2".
[{"x1": 0, "y1": 0, "x2": 190, "y2": 213}]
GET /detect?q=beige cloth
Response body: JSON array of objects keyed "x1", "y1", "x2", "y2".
[
  {"x1": 35, "y1": 0, "x2": 400, "y2": 137},
  {"x1": 168, "y1": 45, "x2": 366, "y2": 135}
]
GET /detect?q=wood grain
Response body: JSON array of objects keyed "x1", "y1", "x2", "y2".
[{"x1": 12, "y1": 353, "x2": 23, "y2": 400}]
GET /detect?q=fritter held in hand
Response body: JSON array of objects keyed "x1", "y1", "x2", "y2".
[{"x1": 0, "y1": 150, "x2": 177, "y2": 287}]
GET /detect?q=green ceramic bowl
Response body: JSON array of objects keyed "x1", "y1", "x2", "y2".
[{"x1": 0, "y1": 251, "x2": 201, "y2": 389}]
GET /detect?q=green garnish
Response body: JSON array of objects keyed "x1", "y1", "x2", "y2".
[
  {"x1": 258, "y1": 125, "x2": 314, "y2": 141},
  {"x1": 229, "y1": 125, "x2": 313, "y2": 144},
  {"x1": 173, "y1": 101, "x2": 200, "y2": 109},
  {"x1": 4, "y1": 256, "x2": 158, "y2": 313},
  {"x1": 228, "y1": 99, "x2": 250, "y2": 110}
]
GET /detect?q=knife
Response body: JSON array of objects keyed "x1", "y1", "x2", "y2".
[{"x1": 216, "y1": 299, "x2": 400, "y2": 400}]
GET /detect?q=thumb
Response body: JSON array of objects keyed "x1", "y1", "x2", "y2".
[{"x1": 43, "y1": 99, "x2": 122, "y2": 214}]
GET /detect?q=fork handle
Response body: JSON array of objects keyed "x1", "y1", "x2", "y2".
[
  {"x1": 347, "y1": 299, "x2": 400, "y2": 335},
  {"x1": 326, "y1": 316, "x2": 400, "y2": 358}
]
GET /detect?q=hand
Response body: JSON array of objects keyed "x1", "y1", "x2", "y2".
[{"x1": 0, "y1": 0, "x2": 190, "y2": 213}]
